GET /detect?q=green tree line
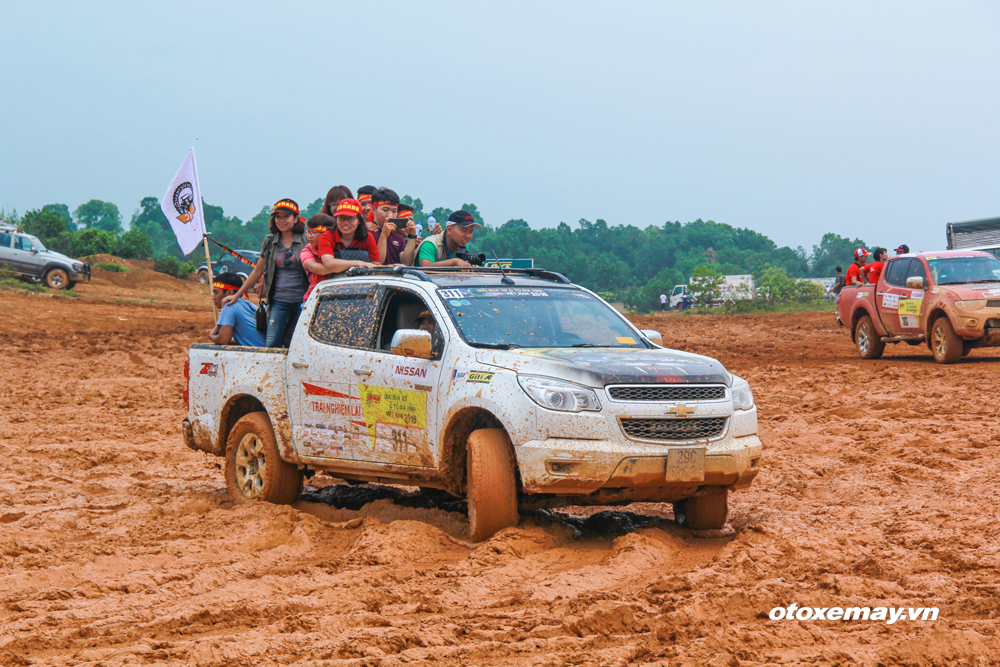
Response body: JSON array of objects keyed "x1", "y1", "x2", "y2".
[{"x1": 4, "y1": 196, "x2": 869, "y2": 308}]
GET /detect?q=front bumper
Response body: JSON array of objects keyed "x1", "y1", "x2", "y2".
[
  {"x1": 70, "y1": 263, "x2": 91, "y2": 282},
  {"x1": 513, "y1": 433, "x2": 762, "y2": 496}
]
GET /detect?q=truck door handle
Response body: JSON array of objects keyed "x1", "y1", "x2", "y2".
[
  {"x1": 354, "y1": 369, "x2": 372, "y2": 376},
  {"x1": 291, "y1": 362, "x2": 309, "y2": 369}
]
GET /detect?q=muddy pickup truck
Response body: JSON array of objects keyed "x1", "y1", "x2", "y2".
[
  {"x1": 182, "y1": 267, "x2": 762, "y2": 540},
  {"x1": 837, "y1": 250, "x2": 1000, "y2": 363}
]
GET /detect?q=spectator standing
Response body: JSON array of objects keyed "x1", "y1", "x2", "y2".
[
  {"x1": 417, "y1": 210, "x2": 481, "y2": 267},
  {"x1": 846, "y1": 248, "x2": 869, "y2": 286},
  {"x1": 357, "y1": 185, "x2": 376, "y2": 221},
  {"x1": 222, "y1": 198, "x2": 308, "y2": 347},
  {"x1": 209, "y1": 272, "x2": 266, "y2": 347},
  {"x1": 317, "y1": 198, "x2": 380, "y2": 274},
  {"x1": 866, "y1": 248, "x2": 887, "y2": 284},
  {"x1": 301, "y1": 214, "x2": 338, "y2": 301},
  {"x1": 659, "y1": 293, "x2": 667, "y2": 311},
  {"x1": 831, "y1": 266, "x2": 845, "y2": 304},
  {"x1": 894, "y1": 244, "x2": 910, "y2": 255},
  {"x1": 321, "y1": 185, "x2": 354, "y2": 217}
]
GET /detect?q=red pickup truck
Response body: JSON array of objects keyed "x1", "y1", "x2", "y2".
[{"x1": 837, "y1": 250, "x2": 1000, "y2": 363}]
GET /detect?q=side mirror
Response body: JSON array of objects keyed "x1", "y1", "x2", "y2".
[
  {"x1": 390, "y1": 329, "x2": 433, "y2": 359},
  {"x1": 31, "y1": 248, "x2": 38, "y2": 253},
  {"x1": 905, "y1": 276, "x2": 925, "y2": 289},
  {"x1": 640, "y1": 329, "x2": 663, "y2": 346}
]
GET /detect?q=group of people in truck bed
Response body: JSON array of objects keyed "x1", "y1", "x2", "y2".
[
  {"x1": 207, "y1": 186, "x2": 472, "y2": 348},
  {"x1": 829, "y1": 243, "x2": 910, "y2": 303}
]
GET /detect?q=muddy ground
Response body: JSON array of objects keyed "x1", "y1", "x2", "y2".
[{"x1": 2, "y1": 280, "x2": 1000, "y2": 666}]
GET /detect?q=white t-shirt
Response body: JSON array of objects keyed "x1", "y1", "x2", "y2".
[{"x1": 659, "y1": 294, "x2": 667, "y2": 303}]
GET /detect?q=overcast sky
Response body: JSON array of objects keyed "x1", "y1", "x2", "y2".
[{"x1": 2, "y1": 0, "x2": 998, "y2": 254}]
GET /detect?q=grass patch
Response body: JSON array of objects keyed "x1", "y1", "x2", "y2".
[
  {"x1": 0, "y1": 277, "x2": 50, "y2": 293},
  {"x1": 673, "y1": 299, "x2": 835, "y2": 316},
  {"x1": 96, "y1": 262, "x2": 129, "y2": 272}
]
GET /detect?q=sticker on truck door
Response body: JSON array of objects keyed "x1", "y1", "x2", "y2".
[
  {"x1": 881, "y1": 293, "x2": 900, "y2": 310},
  {"x1": 898, "y1": 300, "x2": 921, "y2": 328},
  {"x1": 357, "y1": 384, "x2": 433, "y2": 466},
  {"x1": 300, "y1": 382, "x2": 366, "y2": 457}
]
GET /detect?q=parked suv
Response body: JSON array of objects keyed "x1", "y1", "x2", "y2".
[
  {"x1": 183, "y1": 266, "x2": 763, "y2": 540},
  {"x1": 197, "y1": 250, "x2": 259, "y2": 284},
  {"x1": 0, "y1": 223, "x2": 90, "y2": 289}
]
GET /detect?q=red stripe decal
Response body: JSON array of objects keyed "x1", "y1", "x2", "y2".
[{"x1": 302, "y1": 382, "x2": 357, "y2": 399}]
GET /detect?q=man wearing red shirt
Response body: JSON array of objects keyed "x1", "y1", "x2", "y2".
[
  {"x1": 845, "y1": 248, "x2": 869, "y2": 286},
  {"x1": 866, "y1": 248, "x2": 887, "y2": 284}
]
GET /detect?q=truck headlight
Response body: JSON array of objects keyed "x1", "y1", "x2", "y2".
[
  {"x1": 956, "y1": 300, "x2": 987, "y2": 311},
  {"x1": 732, "y1": 376, "x2": 755, "y2": 411},
  {"x1": 518, "y1": 375, "x2": 601, "y2": 412},
  {"x1": 72, "y1": 262, "x2": 84, "y2": 272}
]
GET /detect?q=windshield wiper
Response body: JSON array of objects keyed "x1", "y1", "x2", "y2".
[
  {"x1": 571, "y1": 343, "x2": 607, "y2": 347},
  {"x1": 469, "y1": 342, "x2": 520, "y2": 350}
]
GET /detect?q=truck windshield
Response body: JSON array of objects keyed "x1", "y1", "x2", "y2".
[
  {"x1": 928, "y1": 256, "x2": 1000, "y2": 285},
  {"x1": 438, "y1": 286, "x2": 647, "y2": 349},
  {"x1": 30, "y1": 236, "x2": 46, "y2": 252}
]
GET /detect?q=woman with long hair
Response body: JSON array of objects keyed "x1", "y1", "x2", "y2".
[
  {"x1": 317, "y1": 198, "x2": 380, "y2": 275},
  {"x1": 221, "y1": 198, "x2": 308, "y2": 347},
  {"x1": 322, "y1": 185, "x2": 353, "y2": 217}
]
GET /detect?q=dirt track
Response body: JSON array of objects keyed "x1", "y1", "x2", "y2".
[{"x1": 3, "y1": 282, "x2": 1000, "y2": 666}]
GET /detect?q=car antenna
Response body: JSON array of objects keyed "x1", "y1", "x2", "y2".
[{"x1": 492, "y1": 250, "x2": 515, "y2": 285}]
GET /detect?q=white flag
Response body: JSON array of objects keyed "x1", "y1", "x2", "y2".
[{"x1": 160, "y1": 148, "x2": 205, "y2": 255}]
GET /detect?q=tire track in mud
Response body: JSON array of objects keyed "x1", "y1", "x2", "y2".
[{"x1": 3, "y1": 295, "x2": 1000, "y2": 665}]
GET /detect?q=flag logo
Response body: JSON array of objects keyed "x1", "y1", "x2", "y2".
[{"x1": 172, "y1": 181, "x2": 197, "y2": 224}]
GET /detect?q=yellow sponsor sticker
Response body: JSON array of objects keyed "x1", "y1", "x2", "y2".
[
  {"x1": 467, "y1": 370, "x2": 494, "y2": 383},
  {"x1": 898, "y1": 300, "x2": 921, "y2": 315},
  {"x1": 616, "y1": 336, "x2": 637, "y2": 344}
]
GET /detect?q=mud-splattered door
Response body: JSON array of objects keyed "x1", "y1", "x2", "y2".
[{"x1": 286, "y1": 282, "x2": 382, "y2": 461}]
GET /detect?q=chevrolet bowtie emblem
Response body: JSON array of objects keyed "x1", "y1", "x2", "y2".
[{"x1": 667, "y1": 404, "x2": 695, "y2": 417}]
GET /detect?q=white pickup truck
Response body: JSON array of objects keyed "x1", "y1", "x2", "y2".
[{"x1": 183, "y1": 267, "x2": 762, "y2": 540}]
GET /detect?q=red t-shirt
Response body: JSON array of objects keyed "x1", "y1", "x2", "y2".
[
  {"x1": 299, "y1": 244, "x2": 323, "y2": 301},
  {"x1": 866, "y1": 261, "x2": 884, "y2": 284},
  {"x1": 317, "y1": 228, "x2": 379, "y2": 264},
  {"x1": 845, "y1": 263, "x2": 865, "y2": 286}
]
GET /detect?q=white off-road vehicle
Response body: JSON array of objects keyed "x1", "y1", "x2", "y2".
[{"x1": 183, "y1": 267, "x2": 762, "y2": 540}]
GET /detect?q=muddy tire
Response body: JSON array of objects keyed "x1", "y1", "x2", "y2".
[
  {"x1": 45, "y1": 268, "x2": 69, "y2": 290},
  {"x1": 466, "y1": 428, "x2": 519, "y2": 542},
  {"x1": 197, "y1": 270, "x2": 209, "y2": 284},
  {"x1": 224, "y1": 411, "x2": 302, "y2": 504},
  {"x1": 854, "y1": 315, "x2": 884, "y2": 359},
  {"x1": 673, "y1": 487, "x2": 728, "y2": 530},
  {"x1": 931, "y1": 317, "x2": 963, "y2": 364},
  {"x1": 962, "y1": 347, "x2": 972, "y2": 357}
]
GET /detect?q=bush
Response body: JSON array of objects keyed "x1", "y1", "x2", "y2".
[
  {"x1": 115, "y1": 229, "x2": 153, "y2": 260},
  {"x1": 96, "y1": 262, "x2": 128, "y2": 272},
  {"x1": 688, "y1": 264, "x2": 725, "y2": 305},
  {"x1": 153, "y1": 256, "x2": 196, "y2": 278},
  {"x1": 66, "y1": 228, "x2": 118, "y2": 257}
]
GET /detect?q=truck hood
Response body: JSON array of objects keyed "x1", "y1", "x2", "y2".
[
  {"x1": 44, "y1": 250, "x2": 79, "y2": 265},
  {"x1": 933, "y1": 282, "x2": 1000, "y2": 299},
  {"x1": 474, "y1": 347, "x2": 731, "y2": 386}
]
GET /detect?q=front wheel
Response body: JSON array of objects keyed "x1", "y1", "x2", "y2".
[
  {"x1": 224, "y1": 411, "x2": 302, "y2": 504},
  {"x1": 197, "y1": 270, "x2": 209, "y2": 284},
  {"x1": 467, "y1": 428, "x2": 519, "y2": 542},
  {"x1": 855, "y1": 315, "x2": 885, "y2": 359},
  {"x1": 931, "y1": 318, "x2": 963, "y2": 364},
  {"x1": 45, "y1": 268, "x2": 69, "y2": 289},
  {"x1": 673, "y1": 487, "x2": 728, "y2": 530}
]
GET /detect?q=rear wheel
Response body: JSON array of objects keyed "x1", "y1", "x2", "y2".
[
  {"x1": 45, "y1": 268, "x2": 68, "y2": 289},
  {"x1": 466, "y1": 428, "x2": 519, "y2": 542},
  {"x1": 931, "y1": 317, "x2": 963, "y2": 364},
  {"x1": 855, "y1": 315, "x2": 885, "y2": 359},
  {"x1": 673, "y1": 487, "x2": 728, "y2": 530},
  {"x1": 224, "y1": 411, "x2": 302, "y2": 504},
  {"x1": 197, "y1": 270, "x2": 209, "y2": 284}
]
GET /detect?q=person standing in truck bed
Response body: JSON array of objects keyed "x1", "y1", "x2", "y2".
[{"x1": 846, "y1": 249, "x2": 869, "y2": 286}]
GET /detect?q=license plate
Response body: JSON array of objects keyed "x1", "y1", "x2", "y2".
[{"x1": 666, "y1": 448, "x2": 706, "y2": 482}]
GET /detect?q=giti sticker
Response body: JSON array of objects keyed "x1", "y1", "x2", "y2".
[
  {"x1": 900, "y1": 315, "x2": 919, "y2": 329},
  {"x1": 467, "y1": 371, "x2": 494, "y2": 383},
  {"x1": 881, "y1": 293, "x2": 900, "y2": 310}
]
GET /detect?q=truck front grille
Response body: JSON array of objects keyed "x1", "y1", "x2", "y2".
[
  {"x1": 621, "y1": 417, "x2": 726, "y2": 441},
  {"x1": 987, "y1": 300, "x2": 1000, "y2": 308},
  {"x1": 608, "y1": 385, "x2": 726, "y2": 402}
]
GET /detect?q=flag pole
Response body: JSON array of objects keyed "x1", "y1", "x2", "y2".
[{"x1": 203, "y1": 234, "x2": 218, "y2": 319}]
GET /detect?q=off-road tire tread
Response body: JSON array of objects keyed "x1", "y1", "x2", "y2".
[
  {"x1": 45, "y1": 268, "x2": 69, "y2": 290},
  {"x1": 932, "y1": 317, "x2": 963, "y2": 364},
  {"x1": 224, "y1": 411, "x2": 302, "y2": 505},
  {"x1": 855, "y1": 315, "x2": 885, "y2": 360},
  {"x1": 467, "y1": 428, "x2": 519, "y2": 542}
]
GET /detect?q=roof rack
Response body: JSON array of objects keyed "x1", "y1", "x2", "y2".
[{"x1": 342, "y1": 265, "x2": 571, "y2": 284}]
